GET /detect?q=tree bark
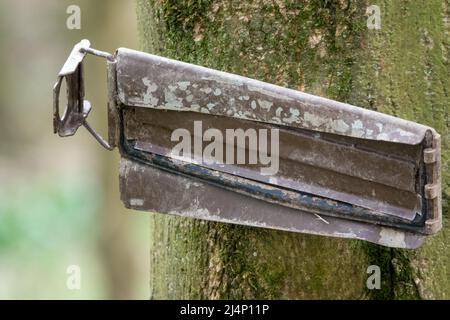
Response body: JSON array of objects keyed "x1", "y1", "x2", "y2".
[{"x1": 136, "y1": 0, "x2": 450, "y2": 299}]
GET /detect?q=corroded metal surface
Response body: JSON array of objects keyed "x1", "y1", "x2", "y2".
[
  {"x1": 126, "y1": 108, "x2": 421, "y2": 222},
  {"x1": 54, "y1": 40, "x2": 443, "y2": 249},
  {"x1": 115, "y1": 48, "x2": 434, "y2": 145},
  {"x1": 119, "y1": 158, "x2": 425, "y2": 249}
]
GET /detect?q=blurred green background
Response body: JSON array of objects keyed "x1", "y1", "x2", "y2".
[{"x1": 0, "y1": 0, "x2": 149, "y2": 299}]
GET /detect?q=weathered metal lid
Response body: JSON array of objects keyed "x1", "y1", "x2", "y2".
[
  {"x1": 115, "y1": 48, "x2": 435, "y2": 145},
  {"x1": 54, "y1": 41, "x2": 443, "y2": 249}
]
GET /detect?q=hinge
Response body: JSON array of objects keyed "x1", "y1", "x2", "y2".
[{"x1": 424, "y1": 133, "x2": 442, "y2": 234}]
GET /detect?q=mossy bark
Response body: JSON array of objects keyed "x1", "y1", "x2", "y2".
[{"x1": 136, "y1": 0, "x2": 450, "y2": 299}]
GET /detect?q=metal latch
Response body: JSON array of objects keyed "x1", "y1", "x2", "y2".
[
  {"x1": 53, "y1": 39, "x2": 114, "y2": 150},
  {"x1": 53, "y1": 40, "x2": 443, "y2": 249}
]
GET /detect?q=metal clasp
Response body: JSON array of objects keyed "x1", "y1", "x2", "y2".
[{"x1": 53, "y1": 39, "x2": 115, "y2": 150}]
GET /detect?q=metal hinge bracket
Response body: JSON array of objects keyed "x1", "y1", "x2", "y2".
[{"x1": 53, "y1": 39, "x2": 115, "y2": 150}]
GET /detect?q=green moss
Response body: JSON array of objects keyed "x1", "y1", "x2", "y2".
[{"x1": 138, "y1": 0, "x2": 450, "y2": 299}]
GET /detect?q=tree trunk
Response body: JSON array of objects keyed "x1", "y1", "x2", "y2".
[{"x1": 136, "y1": 0, "x2": 450, "y2": 299}]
